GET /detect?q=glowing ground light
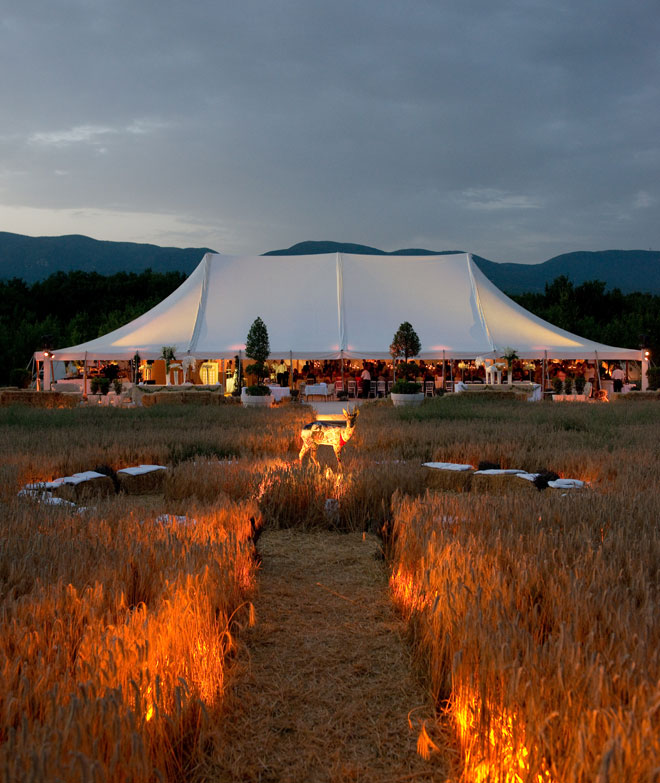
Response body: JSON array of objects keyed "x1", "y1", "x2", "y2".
[
  {"x1": 454, "y1": 690, "x2": 552, "y2": 783},
  {"x1": 389, "y1": 566, "x2": 431, "y2": 614},
  {"x1": 390, "y1": 568, "x2": 552, "y2": 781}
]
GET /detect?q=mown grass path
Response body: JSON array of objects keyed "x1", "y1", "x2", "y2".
[{"x1": 206, "y1": 529, "x2": 447, "y2": 782}]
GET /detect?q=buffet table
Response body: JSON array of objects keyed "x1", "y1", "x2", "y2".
[
  {"x1": 265, "y1": 385, "x2": 291, "y2": 402},
  {"x1": 303, "y1": 383, "x2": 331, "y2": 400}
]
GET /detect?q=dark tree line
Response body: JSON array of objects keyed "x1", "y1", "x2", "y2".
[
  {"x1": 511, "y1": 276, "x2": 659, "y2": 359},
  {"x1": 0, "y1": 270, "x2": 657, "y2": 386},
  {"x1": 0, "y1": 269, "x2": 186, "y2": 384}
]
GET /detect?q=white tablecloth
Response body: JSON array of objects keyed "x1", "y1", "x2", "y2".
[
  {"x1": 265, "y1": 386, "x2": 290, "y2": 401},
  {"x1": 453, "y1": 381, "x2": 542, "y2": 401},
  {"x1": 53, "y1": 379, "x2": 85, "y2": 392},
  {"x1": 304, "y1": 383, "x2": 330, "y2": 399},
  {"x1": 485, "y1": 366, "x2": 503, "y2": 384}
]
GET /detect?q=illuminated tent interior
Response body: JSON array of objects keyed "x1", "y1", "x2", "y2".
[{"x1": 47, "y1": 252, "x2": 641, "y2": 363}]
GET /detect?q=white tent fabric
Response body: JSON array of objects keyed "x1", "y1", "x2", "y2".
[{"x1": 47, "y1": 252, "x2": 641, "y2": 362}]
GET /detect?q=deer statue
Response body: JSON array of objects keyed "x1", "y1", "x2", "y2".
[{"x1": 299, "y1": 407, "x2": 360, "y2": 469}]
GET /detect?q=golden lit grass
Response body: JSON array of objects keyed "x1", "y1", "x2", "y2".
[
  {"x1": 0, "y1": 495, "x2": 259, "y2": 782},
  {"x1": 0, "y1": 397, "x2": 658, "y2": 781},
  {"x1": 389, "y1": 488, "x2": 660, "y2": 781},
  {"x1": 203, "y1": 529, "x2": 448, "y2": 782},
  {"x1": 0, "y1": 404, "x2": 311, "y2": 494}
]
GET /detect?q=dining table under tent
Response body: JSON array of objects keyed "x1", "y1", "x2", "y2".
[{"x1": 36, "y1": 252, "x2": 647, "y2": 394}]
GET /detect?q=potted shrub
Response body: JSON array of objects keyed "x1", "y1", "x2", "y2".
[
  {"x1": 551, "y1": 375, "x2": 564, "y2": 400},
  {"x1": 564, "y1": 376, "x2": 574, "y2": 395},
  {"x1": 390, "y1": 379, "x2": 424, "y2": 406},
  {"x1": 242, "y1": 317, "x2": 273, "y2": 407},
  {"x1": 568, "y1": 375, "x2": 588, "y2": 401},
  {"x1": 9, "y1": 368, "x2": 31, "y2": 389}
]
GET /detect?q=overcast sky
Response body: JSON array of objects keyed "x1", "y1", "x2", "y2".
[{"x1": 1, "y1": 0, "x2": 659, "y2": 263}]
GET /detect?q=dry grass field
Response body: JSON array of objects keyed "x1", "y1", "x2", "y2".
[{"x1": 0, "y1": 395, "x2": 657, "y2": 781}]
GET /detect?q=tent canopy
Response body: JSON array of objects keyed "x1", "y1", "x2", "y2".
[{"x1": 47, "y1": 253, "x2": 641, "y2": 362}]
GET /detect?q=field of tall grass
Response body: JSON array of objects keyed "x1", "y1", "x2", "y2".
[{"x1": 0, "y1": 396, "x2": 657, "y2": 781}]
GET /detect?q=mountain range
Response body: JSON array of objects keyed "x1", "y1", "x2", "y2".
[{"x1": 1, "y1": 232, "x2": 659, "y2": 294}]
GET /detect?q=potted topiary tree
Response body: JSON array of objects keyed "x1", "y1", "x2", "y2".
[
  {"x1": 551, "y1": 375, "x2": 564, "y2": 401},
  {"x1": 242, "y1": 317, "x2": 273, "y2": 407},
  {"x1": 574, "y1": 374, "x2": 586, "y2": 400},
  {"x1": 564, "y1": 375, "x2": 574, "y2": 396},
  {"x1": 389, "y1": 321, "x2": 424, "y2": 406}
]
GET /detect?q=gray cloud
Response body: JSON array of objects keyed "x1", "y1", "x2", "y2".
[{"x1": 1, "y1": 0, "x2": 659, "y2": 262}]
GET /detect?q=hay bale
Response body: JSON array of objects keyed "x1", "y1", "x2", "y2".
[
  {"x1": 138, "y1": 389, "x2": 232, "y2": 406},
  {"x1": 472, "y1": 470, "x2": 538, "y2": 496},
  {"x1": 51, "y1": 471, "x2": 115, "y2": 502},
  {"x1": 117, "y1": 465, "x2": 167, "y2": 494},
  {"x1": 0, "y1": 390, "x2": 81, "y2": 409},
  {"x1": 424, "y1": 464, "x2": 474, "y2": 492}
]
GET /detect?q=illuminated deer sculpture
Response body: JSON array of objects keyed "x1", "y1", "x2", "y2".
[{"x1": 299, "y1": 407, "x2": 360, "y2": 469}]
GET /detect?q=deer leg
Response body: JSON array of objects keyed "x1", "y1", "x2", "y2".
[
  {"x1": 333, "y1": 445, "x2": 343, "y2": 470},
  {"x1": 309, "y1": 444, "x2": 321, "y2": 469},
  {"x1": 299, "y1": 439, "x2": 311, "y2": 463}
]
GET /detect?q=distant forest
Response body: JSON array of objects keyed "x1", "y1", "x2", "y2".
[
  {"x1": 0, "y1": 270, "x2": 657, "y2": 385},
  {"x1": 0, "y1": 270, "x2": 186, "y2": 385}
]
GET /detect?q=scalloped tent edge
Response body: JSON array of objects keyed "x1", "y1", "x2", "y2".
[{"x1": 41, "y1": 252, "x2": 642, "y2": 363}]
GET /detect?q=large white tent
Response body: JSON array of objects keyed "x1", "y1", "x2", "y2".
[{"x1": 46, "y1": 252, "x2": 641, "y2": 362}]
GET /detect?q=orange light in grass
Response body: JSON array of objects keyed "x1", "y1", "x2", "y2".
[
  {"x1": 453, "y1": 689, "x2": 552, "y2": 783},
  {"x1": 389, "y1": 565, "x2": 431, "y2": 614}
]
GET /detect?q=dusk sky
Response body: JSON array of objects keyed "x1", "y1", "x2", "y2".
[{"x1": 1, "y1": 0, "x2": 659, "y2": 263}]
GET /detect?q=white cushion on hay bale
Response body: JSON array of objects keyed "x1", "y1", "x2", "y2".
[
  {"x1": 49, "y1": 471, "x2": 115, "y2": 502},
  {"x1": 117, "y1": 465, "x2": 167, "y2": 494},
  {"x1": 473, "y1": 468, "x2": 525, "y2": 475},
  {"x1": 423, "y1": 462, "x2": 474, "y2": 471},
  {"x1": 548, "y1": 478, "x2": 585, "y2": 489}
]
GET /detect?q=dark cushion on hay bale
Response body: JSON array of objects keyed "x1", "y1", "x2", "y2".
[
  {"x1": 51, "y1": 471, "x2": 115, "y2": 502},
  {"x1": 117, "y1": 465, "x2": 167, "y2": 494}
]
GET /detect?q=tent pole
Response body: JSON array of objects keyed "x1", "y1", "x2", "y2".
[
  {"x1": 83, "y1": 353, "x2": 88, "y2": 399},
  {"x1": 442, "y1": 350, "x2": 446, "y2": 389},
  {"x1": 340, "y1": 350, "x2": 345, "y2": 389},
  {"x1": 594, "y1": 351, "x2": 600, "y2": 391},
  {"x1": 289, "y1": 351, "x2": 293, "y2": 388},
  {"x1": 36, "y1": 359, "x2": 41, "y2": 391},
  {"x1": 238, "y1": 350, "x2": 242, "y2": 392},
  {"x1": 450, "y1": 358, "x2": 453, "y2": 388},
  {"x1": 543, "y1": 351, "x2": 547, "y2": 394}
]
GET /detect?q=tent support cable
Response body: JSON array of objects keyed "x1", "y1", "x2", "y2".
[
  {"x1": 188, "y1": 253, "x2": 212, "y2": 355},
  {"x1": 466, "y1": 254, "x2": 495, "y2": 353},
  {"x1": 336, "y1": 253, "x2": 346, "y2": 355}
]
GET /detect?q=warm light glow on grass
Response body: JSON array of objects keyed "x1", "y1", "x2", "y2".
[{"x1": 454, "y1": 689, "x2": 552, "y2": 783}]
